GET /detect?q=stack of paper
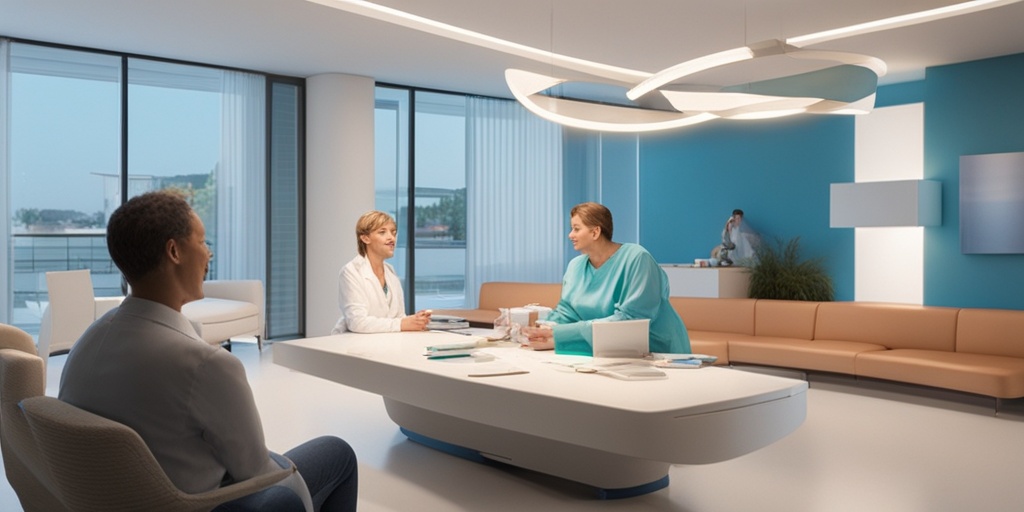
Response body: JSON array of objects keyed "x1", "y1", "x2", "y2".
[{"x1": 427, "y1": 314, "x2": 470, "y2": 330}]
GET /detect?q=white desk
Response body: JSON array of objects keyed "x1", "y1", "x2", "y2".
[{"x1": 274, "y1": 332, "x2": 806, "y2": 498}]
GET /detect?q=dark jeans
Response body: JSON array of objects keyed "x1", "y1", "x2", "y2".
[{"x1": 214, "y1": 436, "x2": 358, "y2": 512}]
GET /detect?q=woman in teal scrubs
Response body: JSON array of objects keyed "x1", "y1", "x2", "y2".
[{"x1": 523, "y1": 202, "x2": 691, "y2": 355}]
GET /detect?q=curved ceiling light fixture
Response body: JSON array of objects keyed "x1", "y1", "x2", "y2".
[
  {"x1": 505, "y1": 69, "x2": 718, "y2": 133},
  {"x1": 631, "y1": 42, "x2": 887, "y2": 121},
  {"x1": 308, "y1": 0, "x2": 1022, "y2": 132}
]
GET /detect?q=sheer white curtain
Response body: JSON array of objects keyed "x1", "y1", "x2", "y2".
[
  {"x1": 217, "y1": 70, "x2": 266, "y2": 280},
  {"x1": 0, "y1": 39, "x2": 10, "y2": 322},
  {"x1": 464, "y1": 97, "x2": 563, "y2": 308}
]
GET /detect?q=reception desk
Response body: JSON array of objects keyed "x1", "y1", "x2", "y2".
[
  {"x1": 661, "y1": 265, "x2": 751, "y2": 298},
  {"x1": 274, "y1": 332, "x2": 806, "y2": 498}
]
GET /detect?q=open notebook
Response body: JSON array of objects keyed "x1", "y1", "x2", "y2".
[{"x1": 591, "y1": 319, "x2": 650, "y2": 358}]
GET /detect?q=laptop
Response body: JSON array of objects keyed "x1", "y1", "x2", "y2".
[{"x1": 591, "y1": 319, "x2": 650, "y2": 358}]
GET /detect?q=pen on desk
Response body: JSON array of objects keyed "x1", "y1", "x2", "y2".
[{"x1": 426, "y1": 352, "x2": 474, "y2": 360}]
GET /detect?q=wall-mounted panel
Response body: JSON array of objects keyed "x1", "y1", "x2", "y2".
[{"x1": 960, "y1": 152, "x2": 1024, "y2": 254}]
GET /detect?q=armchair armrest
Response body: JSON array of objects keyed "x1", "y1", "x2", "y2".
[{"x1": 193, "y1": 456, "x2": 312, "y2": 511}]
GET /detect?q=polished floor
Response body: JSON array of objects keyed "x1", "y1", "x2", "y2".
[{"x1": 4, "y1": 342, "x2": 1024, "y2": 512}]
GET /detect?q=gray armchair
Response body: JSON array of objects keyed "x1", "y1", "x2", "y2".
[
  {"x1": 0, "y1": 322, "x2": 65, "y2": 511},
  {"x1": 3, "y1": 322, "x2": 309, "y2": 512},
  {"x1": 19, "y1": 396, "x2": 311, "y2": 512}
]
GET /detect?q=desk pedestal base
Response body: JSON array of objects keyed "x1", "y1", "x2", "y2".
[{"x1": 384, "y1": 399, "x2": 670, "y2": 499}]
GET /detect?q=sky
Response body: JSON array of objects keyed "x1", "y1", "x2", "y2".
[
  {"x1": 9, "y1": 73, "x2": 219, "y2": 215},
  {"x1": 8, "y1": 52, "x2": 466, "y2": 226}
]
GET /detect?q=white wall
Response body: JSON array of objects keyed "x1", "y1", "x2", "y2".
[
  {"x1": 854, "y1": 103, "x2": 924, "y2": 304},
  {"x1": 305, "y1": 73, "x2": 376, "y2": 336}
]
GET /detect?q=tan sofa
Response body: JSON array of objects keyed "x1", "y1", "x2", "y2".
[
  {"x1": 442, "y1": 282, "x2": 1024, "y2": 399},
  {"x1": 672, "y1": 297, "x2": 1024, "y2": 399},
  {"x1": 433, "y1": 282, "x2": 562, "y2": 327}
]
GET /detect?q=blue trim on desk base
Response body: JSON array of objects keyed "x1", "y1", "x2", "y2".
[
  {"x1": 399, "y1": 427, "x2": 489, "y2": 464},
  {"x1": 596, "y1": 475, "x2": 669, "y2": 500},
  {"x1": 399, "y1": 427, "x2": 669, "y2": 499}
]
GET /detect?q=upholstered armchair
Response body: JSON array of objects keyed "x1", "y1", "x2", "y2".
[
  {"x1": 0, "y1": 322, "x2": 65, "y2": 511},
  {"x1": 18, "y1": 396, "x2": 312, "y2": 512},
  {"x1": 36, "y1": 269, "x2": 124, "y2": 358},
  {"x1": 183, "y1": 279, "x2": 265, "y2": 351},
  {"x1": 39, "y1": 271, "x2": 266, "y2": 358},
  {"x1": 3, "y1": 323, "x2": 310, "y2": 511}
]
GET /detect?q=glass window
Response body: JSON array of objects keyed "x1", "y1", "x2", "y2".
[
  {"x1": 413, "y1": 92, "x2": 466, "y2": 310},
  {"x1": 373, "y1": 86, "x2": 565, "y2": 313},
  {"x1": 127, "y1": 58, "x2": 222, "y2": 273},
  {"x1": 374, "y1": 87, "x2": 411, "y2": 305},
  {"x1": 128, "y1": 59, "x2": 269, "y2": 283},
  {"x1": 268, "y1": 80, "x2": 304, "y2": 338},
  {"x1": 7, "y1": 44, "x2": 121, "y2": 334},
  {"x1": 3, "y1": 42, "x2": 297, "y2": 339}
]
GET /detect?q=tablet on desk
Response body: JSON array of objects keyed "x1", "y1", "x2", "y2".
[{"x1": 591, "y1": 319, "x2": 650, "y2": 358}]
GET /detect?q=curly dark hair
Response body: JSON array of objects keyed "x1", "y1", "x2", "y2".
[{"x1": 106, "y1": 191, "x2": 195, "y2": 283}]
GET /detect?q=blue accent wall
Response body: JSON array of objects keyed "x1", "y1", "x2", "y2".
[
  {"x1": 924, "y1": 53, "x2": 1024, "y2": 309},
  {"x1": 630, "y1": 52, "x2": 1024, "y2": 309},
  {"x1": 876, "y1": 80, "x2": 925, "y2": 107},
  {"x1": 638, "y1": 116, "x2": 856, "y2": 301}
]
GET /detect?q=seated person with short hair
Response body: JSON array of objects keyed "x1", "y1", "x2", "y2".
[
  {"x1": 333, "y1": 210, "x2": 431, "y2": 334},
  {"x1": 522, "y1": 202, "x2": 691, "y2": 355},
  {"x1": 59, "y1": 191, "x2": 358, "y2": 511}
]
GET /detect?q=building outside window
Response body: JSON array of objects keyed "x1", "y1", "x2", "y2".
[
  {"x1": 374, "y1": 86, "x2": 564, "y2": 312},
  {"x1": 1, "y1": 40, "x2": 302, "y2": 339}
]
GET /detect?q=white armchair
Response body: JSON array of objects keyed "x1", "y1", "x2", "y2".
[
  {"x1": 40, "y1": 271, "x2": 265, "y2": 358},
  {"x1": 182, "y1": 280, "x2": 265, "y2": 351},
  {"x1": 37, "y1": 270, "x2": 125, "y2": 359}
]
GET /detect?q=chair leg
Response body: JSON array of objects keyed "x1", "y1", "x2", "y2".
[
  {"x1": 257, "y1": 335, "x2": 263, "y2": 352},
  {"x1": 221, "y1": 340, "x2": 232, "y2": 352}
]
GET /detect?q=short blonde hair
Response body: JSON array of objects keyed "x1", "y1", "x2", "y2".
[
  {"x1": 570, "y1": 202, "x2": 614, "y2": 241},
  {"x1": 355, "y1": 210, "x2": 396, "y2": 257}
]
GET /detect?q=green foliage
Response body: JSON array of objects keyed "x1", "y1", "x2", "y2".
[
  {"x1": 14, "y1": 208, "x2": 105, "y2": 229},
  {"x1": 748, "y1": 236, "x2": 834, "y2": 302},
  {"x1": 416, "y1": 188, "x2": 466, "y2": 241}
]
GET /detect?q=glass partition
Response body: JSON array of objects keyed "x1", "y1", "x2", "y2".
[{"x1": 8, "y1": 44, "x2": 121, "y2": 333}]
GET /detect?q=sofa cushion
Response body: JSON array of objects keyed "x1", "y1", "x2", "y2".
[
  {"x1": 731, "y1": 337, "x2": 886, "y2": 374},
  {"x1": 433, "y1": 282, "x2": 562, "y2": 328},
  {"x1": 687, "y1": 331, "x2": 754, "y2": 343},
  {"x1": 182, "y1": 298, "x2": 258, "y2": 324},
  {"x1": 431, "y1": 308, "x2": 501, "y2": 326},
  {"x1": 689, "y1": 339, "x2": 730, "y2": 365},
  {"x1": 754, "y1": 300, "x2": 819, "y2": 339},
  {"x1": 955, "y1": 308, "x2": 1024, "y2": 358},
  {"x1": 856, "y1": 349, "x2": 1024, "y2": 398},
  {"x1": 670, "y1": 297, "x2": 755, "y2": 335},
  {"x1": 182, "y1": 298, "x2": 260, "y2": 344},
  {"x1": 686, "y1": 331, "x2": 754, "y2": 365},
  {"x1": 814, "y1": 302, "x2": 959, "y2": 351},
  {"x1": 477, "y1": 282, "x2": 562, "y2": 310}
]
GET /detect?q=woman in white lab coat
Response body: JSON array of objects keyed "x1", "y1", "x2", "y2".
[{"x1": 332, "y1": 211, "x2": 431, "y2": 333}]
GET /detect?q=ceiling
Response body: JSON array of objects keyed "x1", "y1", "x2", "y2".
[{"x1": 2, "y1": 0, "x2": 1024, "y2": 99}]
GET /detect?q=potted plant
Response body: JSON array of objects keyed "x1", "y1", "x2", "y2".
[{"x1": 748, "y1": 237, "x2": 834, "y2": 301}]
